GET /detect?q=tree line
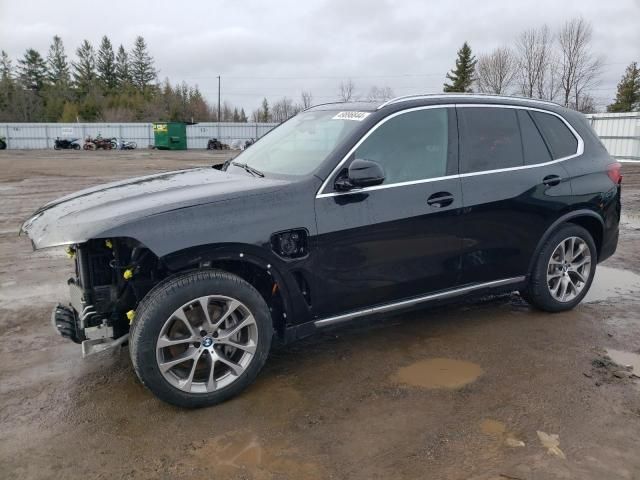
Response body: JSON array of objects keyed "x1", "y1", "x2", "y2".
[
  {"x1": 0, "y1": 35, "x2": 252, "y2": 123},
  {"x1": 1, "y1": 19, "x2": 637, "y2": 124},
  {"x1": 442, "y1": 17, "x2": 639, "y2": 113}
]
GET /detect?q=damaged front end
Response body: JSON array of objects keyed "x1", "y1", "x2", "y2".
[{"x1": 55, "y1": 238, "x2": 163, "y2": 356}]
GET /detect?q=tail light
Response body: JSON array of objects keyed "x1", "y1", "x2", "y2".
[{"x1": 607, "y1": 162, "x2": 622, "y2": 184}]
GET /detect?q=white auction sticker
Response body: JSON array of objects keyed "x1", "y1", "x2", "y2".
[{"x1": 332, "y1": 111, "x2": 371, "y2": 121}]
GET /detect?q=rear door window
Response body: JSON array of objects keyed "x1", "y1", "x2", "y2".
[
  {"x1": 529, "y1": 111, "x2": 578, "y2": 159},
  {"x1": 458, "y1": 107, "x2": 524, "y2": 174},
  {"x1": 517, "y1": 110, "x2": 552, "y2": 165}
]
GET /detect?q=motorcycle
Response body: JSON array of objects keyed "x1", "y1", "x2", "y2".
[
  {"x1": 83, "y1": 136, "x2": 96, "y2": 150},
  {"x1": 84, "y1": 134, "x2": 114, "y2": 150},
  {"x1": 207, "y1": 138, "x2": 230, "y2": 150},
  {"x1": 0, "y1": 136, "x2": 6, "y2": 150},
  {"x1": 95, "y1": 134, "x2": 117, "y2": 149},
  {"x1": 118, "y1": 139, "x2": 137, "y2": 150},
  {"x1": 54, "y1": 137, "x2": 81, "y2": 150}
]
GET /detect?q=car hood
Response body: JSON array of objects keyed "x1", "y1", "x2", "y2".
[{"x1": 21, "y1": 167, "x2": 288, "y2": 249}]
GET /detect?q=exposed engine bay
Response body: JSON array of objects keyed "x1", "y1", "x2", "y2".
[{"x1": 53, "y1": 238, "x2": 163, "y2": 356}]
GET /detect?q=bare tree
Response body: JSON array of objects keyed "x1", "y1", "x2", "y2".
[
  {"x1": 476, "y1": 47, "x2": 518, "y2": 94},
  {"x1": 537, "y1": 57, "x2": 562, "y2": 102},
  {"x1": 301, "y1": 91, "x2": 313, "y2": 109},
  {"x1": 516, "y1": 25, "x2": 553, "y2": 98},
  {"x1": 575, "y1": 93, "x2": 597, "y2": 113},
  {"x1": 366, "y1": 85, "x2": 394, "y2": 101},
  {"x1": 558, "y1": 17, "x2": 602, "y2": 108},
  {"x1": 271, "y1": 97, "x2": 297, "y2": 122},
  {"x1": 338, "y1": 79, "x2": 355, "y2": 102}
]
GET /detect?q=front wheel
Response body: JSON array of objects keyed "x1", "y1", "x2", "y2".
[
  {"x1": 523, "y1": 224, "x2": 597, "y2": 312},
  {"x1": 130, "y1": 270, "x2": 273, "y2": 408}
]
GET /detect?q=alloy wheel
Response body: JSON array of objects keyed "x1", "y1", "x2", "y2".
[
  {"x1": 546, "y1": 236, "x2": 592, "y2": 302},
  {"x1": 155, "y1": 295, "x2": 258, "y2": 393}
]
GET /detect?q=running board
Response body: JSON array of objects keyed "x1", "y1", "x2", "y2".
[{"x1": 314, "y1": 277, "x2": 525, "y2": 328}]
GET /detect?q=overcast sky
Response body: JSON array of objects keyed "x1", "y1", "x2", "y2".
[{"x1": 1, "y1": 0, "x2": 639, "y2": 112}]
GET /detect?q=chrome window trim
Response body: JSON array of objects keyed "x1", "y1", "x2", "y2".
[
  {"x1": 314, "y1": 276, "x2": 526, "y2": 328},
  {"x1": 316, "y1": 103, "x2": 584, "y2": 199}
]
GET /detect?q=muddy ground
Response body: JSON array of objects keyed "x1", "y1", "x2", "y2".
[{"x1": 1, "y1": 150, "x2": 640, "y2": 480}]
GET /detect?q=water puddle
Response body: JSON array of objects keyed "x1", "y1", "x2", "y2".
[
  {"x1": 481, "y1": 419, "x2": 506, "y2": 436},
  {"x1": 394, "y1": 358, "x2": 483, "y2": 389},
  {"x1": 583, "y1": 266, "x2": 640, "y2": 303},
  {"x1": 606, "y1": 349, "x2": 640, "y2": 376},
  {"x1": 190, "y1": 431, "x2": 324, "y2": 479},
  {"x1": 537, "y1": 431, "x2": 566, "y2": 459},
  {"x1": 480, "y1": 419, "x2": 525, "y2": 447}
]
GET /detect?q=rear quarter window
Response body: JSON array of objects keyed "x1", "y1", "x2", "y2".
[
  {"x1": 530, "y1": 111, "x2": 578, "y2": 159},
  {"x1": 517, "y1": 110, "x2": 552, "y2": 165}
]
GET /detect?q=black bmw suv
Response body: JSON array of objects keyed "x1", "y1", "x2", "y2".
[{"x1": 22, "y1": 94, "x2": 621, "y2": 407}]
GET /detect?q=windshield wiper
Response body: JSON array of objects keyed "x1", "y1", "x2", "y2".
[{"x1": 230, "y1": 161, "x2": 265, "y2": 177}]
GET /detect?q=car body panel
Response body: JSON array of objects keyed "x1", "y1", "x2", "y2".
[
  {"x1": 21, "y1": 94, "x2": 621, "y2": 337},
  {"x1": 313, "y1": 177, "x2": 463, "y2": 317},
  {"x1": 21, "y1": 167, "x2": 291, "y2": 252}
]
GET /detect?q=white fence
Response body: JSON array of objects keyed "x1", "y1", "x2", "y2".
[
  {"x1": 585, "y1": 112, "x2": 640, "y2": 163},
  {"x1": 2, "y1": 114, "x2": 639, "y2": 158},
  {"x1": 0, "y1": 122, "x2": 278, "y2": 150}
]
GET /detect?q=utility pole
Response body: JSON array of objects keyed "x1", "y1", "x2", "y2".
[
  {"x1": 217, "y1": 75, "x2": 221, "y2": 138},
  {"x1": 217, "y1": 75, "x2": 221, "y2": 122}
]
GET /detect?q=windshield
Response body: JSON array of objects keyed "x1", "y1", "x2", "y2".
[{"x1": 228, "y1": 110, "x2": 364, "y2": 176}]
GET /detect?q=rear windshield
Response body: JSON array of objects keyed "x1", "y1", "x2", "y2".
[{"x1": 229, "y1": 110, "x2": 364, "y2": 176}]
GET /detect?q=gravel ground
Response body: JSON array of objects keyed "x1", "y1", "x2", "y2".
[{"x1": 1, "y1": 150, "x2": 639, "y2": 480}]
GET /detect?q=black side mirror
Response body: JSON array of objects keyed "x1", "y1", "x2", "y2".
[{"x1": 335, "y1": 159, "x2": 385, "y2": 191}]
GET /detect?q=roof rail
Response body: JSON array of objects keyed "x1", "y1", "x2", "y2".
[{"x1": 377, "y1": 93, "x2": 561, "y2": 109}]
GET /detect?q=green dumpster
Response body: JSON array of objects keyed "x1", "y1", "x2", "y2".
[{"x1": 153, "y1": 122, "x2": 187, "y2": 150}]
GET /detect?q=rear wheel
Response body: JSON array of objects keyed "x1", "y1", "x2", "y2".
[
  {"x1": 523, "y1": 224, "x2": 596, "y2": 312},
  {"x1": 130, "y1": 270, "x2": 273, "y2": 408}
]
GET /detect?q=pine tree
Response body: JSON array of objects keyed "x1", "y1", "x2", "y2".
[
  {"x1": 260, "y1": 98, "x2": 270, "y2": 122},
  {"x1": 46, "y1": 36, "x2": 70, "y2": 85},
  {"x1": 17, "y1": 49, "x2": 48, "y2": 91},
  {"x1": 232, "y1": 108, "x2": 240, "y2": 122},
  {"x1": 72, "y1": 40, "x2": 97, "y2": 94},
  {"x1": 115, "y1": 44, "x2": 131, "y2": 88},
  {"x1": 130, "y1": 36, "x2": 157, "y2": 92},
  {"x1": 443, "y1": 42, "x2": 477, "y2": 93},
  {"x1": 0, "y1": 51, "x2": 15, "y2": 118},
  {"x1": 0, "y1": 50, "x2": 12, "y2": 81},
  {"x1": 607, "y1": 62, "x2": 640, "y2": 112},
  {"x1": 239, "y1": 108, "x2": 248, "y2": 122},
  {"x1": 97, "y1": 36, "x2": 117, "y2": 92}
]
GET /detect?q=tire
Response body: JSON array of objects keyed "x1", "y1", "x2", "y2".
[
  {"x1": 523, "y1": 224, "x2": 597, "y2": 312},
  {"x1": 0, "y1": 140, "x2": 6, "y2": 150},
  {"x1": 54, "y1": 143, "x2": 60, "y2": 150},
  {"x1": 72, "y1": 143, "x2": 80, "y2": 150},
  {"x1": 130, "y1": 269, "x2": 273, "y2": 408}
]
